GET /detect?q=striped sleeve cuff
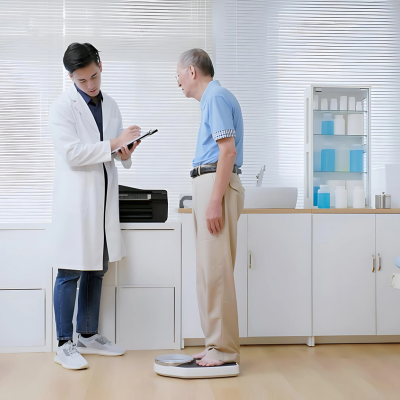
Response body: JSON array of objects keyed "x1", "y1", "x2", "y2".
[{"x1": 212, "y1": 129, "x2": 236, "y2": 141}]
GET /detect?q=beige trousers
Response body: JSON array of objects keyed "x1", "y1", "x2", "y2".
[{"x1": 192, "y1": 172, "x2": 245, "y2": 364}]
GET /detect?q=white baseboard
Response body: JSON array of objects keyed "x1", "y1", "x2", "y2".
[{"x1": 183, "y1": 335, "x2": 400, "y2": 348}]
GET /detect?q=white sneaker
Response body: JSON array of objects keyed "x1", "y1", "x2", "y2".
[
  {"x1": 76, "y1": 334, "x2": 125, "y2": 356},
  {"x1": 54, "y1": 341, "x2": 89, "y2": 370}
]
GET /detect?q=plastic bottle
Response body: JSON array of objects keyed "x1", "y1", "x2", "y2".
[
  {"x1": 321, "y1": 98, "x2": 328, "y2": 110},
  {"x1": 345, "y1": 180, "x2": 364, "y2": 207},
  {"x1": 318, "y1": 185, "x2": 331, "y2": 209},
  {"x1": 348, "y1": 114, "x2": 364, "y2": 135},
  {"x1": 313, "y1": 177, "x2": 321, "y2": 207},
  {"x1": 327, "y1": 180, "x2": 345, "y2": 207},
  {"x1": 350, "y1": 144, "x2": 364, "y2": 173},
  {"x1": 335, "y1": 186, "x2": 348, "y2": 208},
  {"x1": 340, "y1": 96, "x2": 348, "y2": 110},
  {"x1": 335, "y1": 146, "x2": 350, "y2": 172},
  {"x1": 321, "y1": 113, "x2": 334, "y2": 135},
  {"x1": 353, "y1": 187, "x2": 366, "y2": 208},
  {"x1": 321, "y1": 144, "x2": 335, "y2": 172},
  {"x1": 330, "y1": 98, "x2": 338, "y2": 111},
  {"x1": 313, "y1": 95, "x2": 319, "y2": 110},
  {"x1": 348, "y1": 97, "x2": 356, "y2": 111},
  {"x1": 334, "y1": 115, "x2": 345, "y2": 135}
]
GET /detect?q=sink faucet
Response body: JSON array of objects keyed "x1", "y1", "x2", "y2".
[{"x1": 256, "y1": 165, "x2": 265, "y2": 187}]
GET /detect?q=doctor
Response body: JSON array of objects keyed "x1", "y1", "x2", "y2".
[{"x1": 50, "y1": 42, "x2": 140, "y2": 370}]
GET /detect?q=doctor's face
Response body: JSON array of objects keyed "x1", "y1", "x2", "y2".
[{"x1": 69, "y1": 61, "x2": 102, "y2": 99}]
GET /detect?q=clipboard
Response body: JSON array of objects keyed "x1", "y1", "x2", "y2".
[{"x1": 112, "y1": 129, "x2": 158, "y2": 154}]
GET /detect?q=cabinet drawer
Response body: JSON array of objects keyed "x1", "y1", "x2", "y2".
[
  {"x1": 118, "y1": 230, "x2": 179, "y2": 285},
  {"x1": 118, "y1": 287, "x2": 175, "y2": 350},
  {"x1": 0, "y1": 289, "x2": 45, "y2": 347}
]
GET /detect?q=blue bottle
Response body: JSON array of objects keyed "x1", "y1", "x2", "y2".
[
  {"x1": 321, "y1": 113, "x2": 334, "y2": 135},
  {"x1": 321, "y1": 149, "x2": 335, "y2": 172},
  {"x1": 313, "y1": 186, "x2": 320, "y2": 206},
  {"x1": 350, "y1": 145, "x2": 364, "y2": 173},
  {"x1": 317, "y1": 185, "x2": 331, "y2": 209}
]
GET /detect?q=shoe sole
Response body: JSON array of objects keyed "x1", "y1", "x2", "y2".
[
  {"x1": 54, "y1": 355, "x2": 88, "y2": 370},
  {"x1": 76, "y1": 348, "x2": 125, "y2": 356}
]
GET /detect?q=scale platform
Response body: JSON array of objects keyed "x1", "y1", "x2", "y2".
[{"x1": 154, "y1": 354, "x2": 239, "y2": 379}]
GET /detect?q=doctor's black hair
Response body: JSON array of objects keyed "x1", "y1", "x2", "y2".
[{"x1": 63, "y1": 43, "x2": 101, "y2": 74}]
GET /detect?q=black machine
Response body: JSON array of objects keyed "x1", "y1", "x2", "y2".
[{"x1": 118, "y1": 186, "x2": 168, "y2": 223}]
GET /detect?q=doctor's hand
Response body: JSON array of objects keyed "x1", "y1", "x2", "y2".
[
  {"x1": 206, "y1": 200, "x2": 223, "y2": 236},
  {"x1": 118, "y1": 141, "x2": 141, "y2": 160},
  {"x1": 120, "y1": 125, "x2": 141, "y2": 144}
]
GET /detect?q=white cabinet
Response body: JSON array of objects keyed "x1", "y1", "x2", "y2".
[
  {"x1": 248, "y1": 214, "x2": 312, "y2": 337},
  {"x1": 313, "y1": 214, "x2": 376, "y2": 336},
  {"x1": 376, "y1": 214, "x2": 400, "y2": 335},
  {"x1": 118, "y1": 228, "x2": 180, "y2": 286},
  {"x1": 118, "y1": 287, "x2": 175, "y2": 350},
  {"x1": 117, "y1": 223, "x2": 181, "y2": 351},
  {"x1": 0, "y1": 289, "x2": 45, "y2": 347},
  {"x1": 181, "y1": 214, "x2": 248, "y2": 339}
]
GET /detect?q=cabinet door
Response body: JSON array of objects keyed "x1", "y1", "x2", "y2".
[
  {"x1": 118, "y1": 229, "x2": 179, "y2": 286},
  {"x1": 118, "y1": 287, "x2": 175, "y2": 350},
  {"x1": 182, "y1": 214, "x2": 248, "y2": 339},
  {"x1": 0, "y1": 289, "x2": 45, "y2": 347},
  {"x1": 376, "y1": 215, "x2": 400, "y2": 335},
  {"x1": 313, "y1": 214, "x2": 376, "y2": 336},
  {"x1": 248, "y1": 214, "x2": 312, "y2": 337}
]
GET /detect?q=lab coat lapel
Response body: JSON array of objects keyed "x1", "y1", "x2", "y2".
[
  {"x1": 102, "y1": 93, "x2": 112, "y2": 140},
  {"x1": 68, "y1": 86, "x2": 100, "y2": 141}
]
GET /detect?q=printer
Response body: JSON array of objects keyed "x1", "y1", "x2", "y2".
[{"x1": 118, "y1": 185, "x2": 168, "y2": 223}]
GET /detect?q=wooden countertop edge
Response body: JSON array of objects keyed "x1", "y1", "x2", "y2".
[{"x1": 178, "y1": 208, "x2": 400, "y2": 214}]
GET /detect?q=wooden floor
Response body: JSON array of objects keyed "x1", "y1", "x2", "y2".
[{"x1": 2, "y1": 344, "x2": 400, "y2": 399}]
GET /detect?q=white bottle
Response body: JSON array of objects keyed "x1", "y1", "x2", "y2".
[
  {"x1": 340, "y1": 96, "x2": 348, "y2": 111},
  {"x1": 313, "y1": 95, "x2": 319, "y2": 110},
  {"x1": 334, "y1": 114, "x2": 345, "y2": 135},
  {"x1": 335, "y1": 146, "x2": 350, "y2": 172},
  {"x1": 348, "y1": 114, "x2": 364, "y2": 135},
  {"x1": 353, "y1": 187, "x2": 366, "y2": 208},
  {"x1": 321, "y1": 98, "x2": 328, "y2": 110},
  {"x1": 356, "y1": 101, "x2": 363, "y2": 111},
  {"x1": 330, "y1": 98, "x2": 338, "y2": 111},
  {"x1": 348, "y1": 97, "x2": 356, "y2": 111},
  {"x1": 345, "y1": 180, "x2": 364, "y2": 207},
  {"x1": 335, "y1": 186, "x2": 348, "y2": 208}
]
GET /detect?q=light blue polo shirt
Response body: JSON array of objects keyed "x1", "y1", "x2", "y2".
[{"x1": 192, "y1": 80, "x2": 243, "y2": 168}]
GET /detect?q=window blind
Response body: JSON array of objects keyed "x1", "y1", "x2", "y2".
[
  {"x1": 0, "y1": 0, "x2": 212, "y2": 222},
  {"x1": 213, "y1": 0, "x2": 400, "y2": 206}
]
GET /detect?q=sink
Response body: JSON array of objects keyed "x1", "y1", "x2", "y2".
[{"x1": 243, "y1": 187, "x2": 298, "y2": 209}]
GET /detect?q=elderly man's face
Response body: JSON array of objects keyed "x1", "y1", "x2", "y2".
[{"x1": 176, "y1": 63, "x2": 192, "y2": 98}]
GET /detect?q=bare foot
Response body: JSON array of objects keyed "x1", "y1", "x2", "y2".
[
  {"x1": 191, "y1": 350, "x2": 206, "y2": 359},
  {"x1": 196, "y1": 356, "x2": 225, "y2": 367}
]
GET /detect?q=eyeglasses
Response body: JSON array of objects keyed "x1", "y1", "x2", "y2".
[{"x1": 175, "y1": 67, "x2": 188, "y2": 83}]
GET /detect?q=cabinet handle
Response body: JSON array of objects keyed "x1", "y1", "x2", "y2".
[
  {"x1": 372, "y1": 255, "x2": 376, "y2": 273},
  {"x1": 378, "y1": 253, "x2": 382, "y2": 271},
  {"x1": 249, "y1": 252, "x2": 252, "y2": 269}
]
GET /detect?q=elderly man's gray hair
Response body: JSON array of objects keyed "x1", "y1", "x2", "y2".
[{"x1": 179, "y1": 48, "x2": 214, "y2": 78}]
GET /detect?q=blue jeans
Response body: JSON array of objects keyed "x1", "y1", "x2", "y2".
[{"x1": 54, "y1": 239, "x2": 109, "y2": 340}]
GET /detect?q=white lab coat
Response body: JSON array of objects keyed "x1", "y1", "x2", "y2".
[{"x1": 49, "y1": 86, "x2": 131, "y2": 271}]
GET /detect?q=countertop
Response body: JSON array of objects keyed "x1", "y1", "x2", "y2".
[{"x1": 178, "y1": 208, "x2": 400, "y2": 214}]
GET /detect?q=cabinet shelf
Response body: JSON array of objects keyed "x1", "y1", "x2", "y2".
[
  {"x1": 314, "y1": 110, "x2": 367, "y2": 114},
  {"x1": 314, "y1": 171, "x2": 367, "y2": 174},
  {"x1": 313, "y1": 134, "x2": 367, "y2": 138}
]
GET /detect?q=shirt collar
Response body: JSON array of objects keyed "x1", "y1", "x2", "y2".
[
  {"x1": 74, "y1": 83, "x2": 103, "y2": 105},
  {"x1": 200, "y1": 80, "x2": 221, "y2": 110}
]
